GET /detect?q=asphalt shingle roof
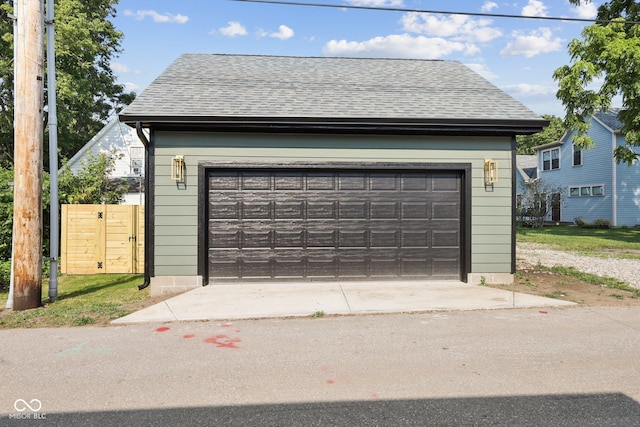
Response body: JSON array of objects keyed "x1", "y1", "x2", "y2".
[{"x1": 120, "y1": 54, "x2": 543, "y2": 126}]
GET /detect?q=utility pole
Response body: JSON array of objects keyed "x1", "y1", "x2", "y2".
[{"x1": 12, "y1": 0, "x2": 44, "y2": 310}]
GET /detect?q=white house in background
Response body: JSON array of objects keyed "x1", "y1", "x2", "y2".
[{"x1": 64, "y1": 118, "x2": 146, "y2": 205}]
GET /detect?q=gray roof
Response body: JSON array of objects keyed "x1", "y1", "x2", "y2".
[
  {"x1": 594, "y1": 109, "x2": 623, "y2": 131},
  {"x1": 120, "y1": 54, "x2": 545, "y2": 131}
]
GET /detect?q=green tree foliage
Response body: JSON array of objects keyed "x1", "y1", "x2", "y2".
[
  {"x1": 0, "y1": 0, "x2": 135, "y2": 167},
  {"x1": 516, "y1": 115, "x2": 565, "y2": 154},
  {"x1": 554, "y1": 0, "x2": 640, "y2": 165},
  {"x1": 0, "y1": 2, "x2": 15, "y2": 165},
  {"x1": 58, "y1": 151, "x2": 128, "y2": 205},
  {"x1": 0, "y1": 153, "x2": 127, "y2": 288}
]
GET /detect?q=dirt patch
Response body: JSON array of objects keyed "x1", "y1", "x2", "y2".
[{"x1": 489, "y1": 262, "x2": 640, "y2": 307}]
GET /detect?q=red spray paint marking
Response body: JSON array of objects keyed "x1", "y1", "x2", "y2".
[
  {"x1": 370, "y1": 392, "x2": 379, "y2": 398},
  {"x1": 539, "y1": 310, "x2": 548, "y2": 315},
  {"x1": 326, "y1": 379, "x2": 335, "y2": 385},
  {"x1": 155, "y1": 326, "x2": 170, "y2": 332},
  {"x1": 183, "y1": 334, "x2": 195, "y2": 339},
  {"x1": 221, "y1": 323, "x2": 233, "y2": 328},
  {"x1": 204, "y1": 334, "x2": 241, "y2": 349}
]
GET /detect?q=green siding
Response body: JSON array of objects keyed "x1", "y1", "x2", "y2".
[{"x1": 152, "y1": 132, "x2": 513, "y2": 277}]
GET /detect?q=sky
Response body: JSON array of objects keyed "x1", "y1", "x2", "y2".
[{"x1": 110, "y1": 0, "x2": 609, "y2": 118}]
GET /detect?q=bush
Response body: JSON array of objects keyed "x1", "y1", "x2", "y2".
[
  {"x1": 575, "y1": 217, "x2": 612, "y2": 229},
  {"x1": 0, "y1": 259, "x2": 10, "y2": 291},
  {"x1": 590, "y1": 218, "x2": 612, "y2": 229}
]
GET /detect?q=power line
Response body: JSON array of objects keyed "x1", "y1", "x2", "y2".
[{"x1": 231, "y1": 0, "x2": 640, "y2": 25}]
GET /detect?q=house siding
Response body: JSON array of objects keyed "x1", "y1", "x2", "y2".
[
  {"x1": 152, "y1": 132, "x2": 513, "y2": 282},
  {"x1": 615, "y1": 134, "x2": 640, "y2": 226},
  {"x1": 539, "y1": 120, "x2": 614, "y2": 224}
]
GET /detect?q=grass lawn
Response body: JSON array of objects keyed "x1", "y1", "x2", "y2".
[
  {"x1": 517, "y1": 225, "x2": 640, "y2": 259},
  {"x1": 0, "y1": 274, "x2": 148, "y2": 328}
]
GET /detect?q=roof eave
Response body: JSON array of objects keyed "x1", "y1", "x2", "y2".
[{"x1": 119, "y1": 115, "x2": 548, "y2": 136}]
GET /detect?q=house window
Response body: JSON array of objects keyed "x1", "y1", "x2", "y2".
[
  {"x1": 573, "y1": 144, "x2": 582, "y2": 166},
  {"x1": 542, "y1": 148, "x2": 560, "y2": 171},
  {"x1": 570, "y1": 185, "x2": 604, "y2": 197}
]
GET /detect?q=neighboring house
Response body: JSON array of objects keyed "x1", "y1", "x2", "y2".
[
  {"x1": 119, "y1": 54, "x2": 547, "y2": 295},
  {"x1": 534, "y1": 110, "x2": 640, "y2": 227},
  {"x1": 515, "y1": 155, "x2": 538, "y2": 190},
  {"x1": 65, "y1": 118, "x2": 146, "y2": 205}
]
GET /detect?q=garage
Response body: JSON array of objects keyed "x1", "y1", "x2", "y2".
[
  {"x1": 206, "y1": 165, "x2": 464, "y2": 281},
  {"x1": 119, "y1": 54, "x2": 548, "y2": 295}
]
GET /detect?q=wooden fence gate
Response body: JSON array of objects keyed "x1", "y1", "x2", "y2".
[{"x1": 61, "y1": 204, "x2": 144, "y2": 274}]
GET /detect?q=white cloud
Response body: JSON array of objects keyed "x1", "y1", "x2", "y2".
[
  {"x1": 270, "y1": 25, "x2": 294, "y2": 40},
  {"x1": 111, "y1": 62, "x2": 132, "y2": 74},
  {"x1": 121, "y1": 82, "x2": 143, "y2": 93},
  {"x1": 124, "y1": 9, "x2": 188, "y2": 24},
  {"x1": 323, "y1": 34, "x2": 477, "y2": 59},
  {"x1": 572, "y1": 1, "x2": 598, "y2": 19},
  {"x1": 219, "y1": 21, "x2": 247, "y2": 37},
  {"x1": 465, "y1": 63, "x2": 498, "y2": 80},
  {"x1": 522, "y1": 0, "x2": 548, "y2": 17},
  {"x1": 500, "y1": 27, "x2": 562, "y2": 57},
  {"x1": 481, "y1": 1, "x2": 498, "y2": 13},
  {"x1": 502, "y1": 82, "x2": 557, "y2": 97},
  {"x1": 346, "y1": 0, "x2": 404, "y2": 6},
  {"x1": 401, "y1": 13, "x2": 502, "y2": 43}
]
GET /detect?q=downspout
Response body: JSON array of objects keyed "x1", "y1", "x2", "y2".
[
  {"x1": 135, "y1": 121, "x2": 151, "y2": 290},
  {"x1": 612, "y1": 132, "x2": 617, "y2": 227}
]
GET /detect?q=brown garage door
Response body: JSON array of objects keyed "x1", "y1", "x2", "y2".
[{"x1": 207, "y1": 169, "x2": 462, "y2": 281}]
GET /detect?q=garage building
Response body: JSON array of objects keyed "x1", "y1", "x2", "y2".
[{"x1": 119, "y1": 54, "x2": 547, "y2": 295}]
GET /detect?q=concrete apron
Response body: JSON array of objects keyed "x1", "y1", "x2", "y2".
[{"x1": 112, "y1": 281, "x2": 575, "y2": 324}]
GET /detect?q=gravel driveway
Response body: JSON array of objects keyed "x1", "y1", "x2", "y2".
[{"x1": 517, "y1": 242, "x2": 640, "y2": 289}]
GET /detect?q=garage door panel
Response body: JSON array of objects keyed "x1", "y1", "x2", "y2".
[
  {"x1": 370, "y1": 173, "x2": 399, "y2": 190},
  {"x1": 433, "y1": 202, "x2": 460, "y2": 220},
  {"x1": 275, "y1": 202, "x2": 304, "y2": 219},
  {"x1": 308, "y1": 231, "x2": 337, "y2": 247},
  {"x1": 370, "y1": 230, "x2": 398, "y2": 247},
  {"x1": 338, "y1": 173, "x2": 367, "y2": 190},
  {"x1": 274, "y1": 231, "x2": 305, "y2": 247},
  {"x1": 432, "y1": 173, "x2": 460, "y2": 191},
  {"x1": 402, "y1": 203, "x2": 429, "y2": 219},
  {"x1": 208, "y1": 169, "x2": 462, "y2": 281},
  {"x1": 242, "y1": 173, "x2": 271, "y2": 190},
  {"x1": 401, "y1": 174, "x2": 429, "y2": 191},
  {"x1": 433, "y1": 230, "x2": 459, "y2": 248},
  {"x1": 307, "y1": 202, "x2": 337, "y2": 219},
  {"x1": 339, "y1": 202, "x2": 368, "y2": 219}
]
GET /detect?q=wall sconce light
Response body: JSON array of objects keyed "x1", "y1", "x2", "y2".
[
  {"x1": 171, "y1": 155, "x2": 185, "y2": 182},
  {"x1": 484, "y1": 159, "x2": 497, "y2": 185}
]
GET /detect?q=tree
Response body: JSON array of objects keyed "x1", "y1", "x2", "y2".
[
  {"x1": 0, "y1": 152, "x2": 127, "y2": 290},
  {"x1": 516, "y1": 115, "x2": 565, "y2": 154},
  {"x1": 0, "y1": 0, "x2": 135, "y2": 167},
  {"x1": 58, "y1": 151, "x2": 128, "y2": 205},
  {"x1": 516, "y1": 178, "x2": 564, "y2": 228},
  {"x1": 554, "y1": 0, "x2": 640, "y2": 165}
]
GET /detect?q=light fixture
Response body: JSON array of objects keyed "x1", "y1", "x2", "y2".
[
  {"x1": 484, "y1": 159, "x2": 497, "y2": 185},
  {"x1": 171, "y1": 155, "x2": 185, "y2": 182}
]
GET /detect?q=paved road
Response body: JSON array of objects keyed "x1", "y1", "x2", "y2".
[{"x1": 2, "y1": 306, "x2": 639, "y2": 426}]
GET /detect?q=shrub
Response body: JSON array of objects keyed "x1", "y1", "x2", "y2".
[
  {"x1": 575, "y1": 217, "x2": 612, "y2": 229},
  {"x1": 0, "y1": 259, "x2": 10, "y2": 292},
  {"x1": 590, "y1": 218, "x2": 612, "y2": 229}
]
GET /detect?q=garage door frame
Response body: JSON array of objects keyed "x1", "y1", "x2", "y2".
[{"x1": 198, "y1": 161, "x2": 471, "y2": 284}]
